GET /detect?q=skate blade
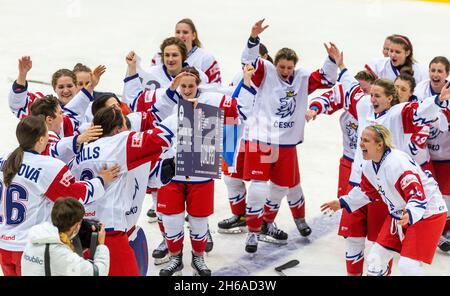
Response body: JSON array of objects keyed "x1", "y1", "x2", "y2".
[
  {"x1": 153, "y1": 255, "x2": 170, "y2": 265},
  {"x1": 258, "y1": 235, "x2": 288, "y2": 245},
  {"x1": 217, "y1": 226, "x2": 247, "y2": 234}
]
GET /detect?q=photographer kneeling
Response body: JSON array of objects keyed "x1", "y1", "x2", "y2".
[{"x1": 21, "y1": 198, "x2": 110, "y2": 276}]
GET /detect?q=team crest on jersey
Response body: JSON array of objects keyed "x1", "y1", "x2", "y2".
[
  {"x1": 345, "y1": 122, "x2": 358, "y2": 149},
  {"x1": 400, "y1": 174, "x2": 420, "y2": 191},
  {"x1": 222, "y1": 96, "x2": 233, "y2": 108},
  {"x1": 60, "y1": 170, "x2": 74, "y2": 187},
  {"x1": 131, "y1": 132, "x2": 144, "y2": 148},
  {"x1": 427, "y1": 125, "x2": 442, "y2": 140},
  {"x1": 276, "y1": 91, "x2": 297, "y2": 118}
]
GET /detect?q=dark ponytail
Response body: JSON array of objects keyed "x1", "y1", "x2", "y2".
[
  {"x1": 3, "y1": 115, "x2": 47, "y2": 187},
  {"x1": 93, "y1": 106, "x2": 125, "y2": 136}
]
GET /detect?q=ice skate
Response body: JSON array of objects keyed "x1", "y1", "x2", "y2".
[
  {"x1": 259, "y1": 220, "x2": 288, "y2": 245},
  {"x1": 245, "y1": 232, "x2": 259, "y2": 253},
  {"x1": 217, "y1": 215, "x2": 247, "y2": 234},
  {"x1": 159, "y1": 253, "x2": 183, "y2": 276},
  {"x1": 295, "y1": 218, "x2": 312, "y2": 237},
  {"x1": 152, "y1": 239, "x2": 169, "y2": 265},
  {"x1": 191, "y1": 252, "x2": 211, "y2": 276}
]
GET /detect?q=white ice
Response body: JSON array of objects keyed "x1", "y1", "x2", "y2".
[{"x1": 0, "y1": 0, "x2": 449, "y2": 276}]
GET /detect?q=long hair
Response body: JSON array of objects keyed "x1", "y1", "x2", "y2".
[
  {"x1": 177, "y1": 18, "x2": 202, "y2": 48},
  {"x1": 2, "y1": 115, "x2": 47, "y2": 187},
  {"x1": 259, "y1": 43, "x2": 273, "y2": 64},
  {"x1": 390, "y1": 35, "x2": 415, "y2": 76}
]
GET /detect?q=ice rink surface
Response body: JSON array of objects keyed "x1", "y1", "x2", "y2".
[{"x1": 0, "y1": 0, "x2": 449, "y2": 276}]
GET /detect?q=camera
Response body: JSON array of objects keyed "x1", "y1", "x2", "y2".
[{"x1": 78, "y1": 219, "x2": 101, "y2": 250}]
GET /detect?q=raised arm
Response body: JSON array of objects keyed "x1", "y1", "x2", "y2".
[
  {"x1": 63, "y1": 65, "x2": 106, "y2": 128},
  {"x1": 8, "y1": 56, "x2": 44, "y2": 119},
  {"x1": 306, "y1": 42, "x2": 340, "y2": 94}
]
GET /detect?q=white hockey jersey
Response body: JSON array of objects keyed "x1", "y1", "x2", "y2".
[
  {"x1": 414, "y1": 79, "x2": 450, "y2": 161},
  {"x1": 151, "y1": 46, "x2": 222, "y2": 84},
  {"x1": 8, "y1": 82, "x2": 95, "y2": 137},
  {"x1": 309, "y1": 83, "x2": 359, "y2": 160},
  {"x1": 0, "y1": 151, "x2": 106, "y2": 251},
  {"x1": 340, "y1": 148, "x2": 447, "y2": 224},
  {"x1": 43, "y1": 131, "x2": 80, "y2": 164},
  {"x1": 241, "y1": 37, "x2": 338, "y2": 146},
  {"x1": 338, "y1": 68, "x2": 448, "y2": 184},
  {"x1": 148, "y1": 84, "x2": 256, "y2": 183},
  {"x1": 365, "y1": 57, "x2": 428, "y2": 84},
  {"x1": 70, "y1": 125, "x2": 173, "y2": 232}
]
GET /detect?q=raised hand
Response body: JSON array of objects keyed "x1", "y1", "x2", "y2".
[
  {"x1": 87, "y1": 65, "x2": 106, "y2": 92},
  {"x1": 324, "y1": 42, "x2": 344, "y2": 69},
  {"x1": 17, "y1": 56, "x2": 32, "y2": 85},
  {"x1": 125, "y1": 51, "x2": 137, "y2": 66},
  {"x1": 439, "y1": 81, "x2": 450, "y2": 102},
  {"x1": 251, "y1": 18, "x2": 269, "y2": 38},
  {"x1": 243, "y1": 64, "x2": 255, "y2": 87},
  {"x1": 170, "y1": 71, "x2": 196, "y2": 91},
  {"x1": 76, "y1": 125, "x2": 103, "y2": 145},
  {"x1": 98, "y1": 163, "x2": 120, "y2": 185},
  {"x1": 126, "y1": 51, "x2": 137, "y2": 76}
]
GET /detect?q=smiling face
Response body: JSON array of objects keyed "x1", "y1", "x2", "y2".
[
  {"x1": 276, "y1": 59, "x2": 295, "y2": 82},
  {"x1": 163, "y1": 44, "x2": 183, "y2": 76},
  {"x1": 179, "y1": 75, "x2": 198, "y2": 100},
  {"x1": 54, "y1": 76, "x2": 77, "y2": 105},
  {"x1": 389, "y1": 43, "x2": 410, "y2": 67},
  {"x1": 175, "y1": 22, "x2": 196, "y2": 52},
  {"x1": 360, "y1": 128, "x2": 383, "y2": 161},
  {"x1": 394, "y1": 78, "x2": 413, "y2": 103},
  {"x1": 429, "y1": 62, "x2": 448, "y2": 91},
  {"x1": 370, "y1": 85, "x2": 392, "y2": 113}
]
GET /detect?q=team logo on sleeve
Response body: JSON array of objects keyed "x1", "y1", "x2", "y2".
[
  {"x1": 345, "y1": 122, "x2": 358, "y2": 150},
  {"x1": 222, "y1": 96, "x2": 233, "y2": 108},
  {"x1": 60, "y1": 170, "x2": 74, "y2": 187},
  {"x1": 276, "y1": 91, "x2": 297, "y2": 118},
  {"x1": 400, "y1": 174, "x2": 420, "y2": 191},
  {"x1": 131, "y1": 132, "x2": 144, "y2": 148}
]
